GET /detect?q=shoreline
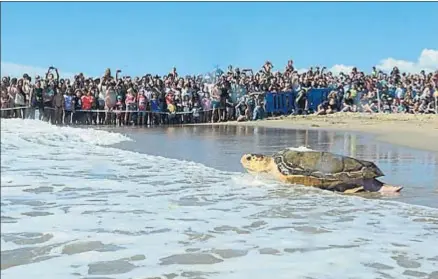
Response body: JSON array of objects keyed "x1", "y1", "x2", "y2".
[
  {"x1": 3, "y1": 113, "x2": 437, "y2": 152},
  {"x1": 195, "y1": 113, "x2": 438, "y2": 153}
]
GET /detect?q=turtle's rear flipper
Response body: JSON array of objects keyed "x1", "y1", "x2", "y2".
[
  {"x1": 364, "y1": 179, "x2": 403, "y2": 193},
  {"x1": 379, "y1": 184, "x2": 403, "y2": 194},
  {"x1": 343, "y1": 186, "x2": 365, "y2": 194}
]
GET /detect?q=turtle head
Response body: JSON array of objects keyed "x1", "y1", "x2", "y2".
[{"x1": 241, "y1": 153, "x2": 272, "y2": 173}]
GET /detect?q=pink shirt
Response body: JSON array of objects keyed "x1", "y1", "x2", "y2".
[
  {"x1": 202, "y1": 98, "x2": 211, "y2": 110},
  {"x1": 138, "y1": 94, "x2": 147, "y2": 110},
  {"x1": 125, "y1": 94, "x2": 135, "y2": 105}
]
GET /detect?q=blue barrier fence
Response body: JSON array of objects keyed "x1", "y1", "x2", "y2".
[
  {"x1": 264, "y1": 88, "x2": 434, "y2": 115},
  {"x1": 264, "y1": 89, "x2": 332, "y2": 114}
]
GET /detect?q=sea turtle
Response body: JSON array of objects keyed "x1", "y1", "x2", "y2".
[{"x1": 240, "y1": 149, "x2": 403, "y2": 194}]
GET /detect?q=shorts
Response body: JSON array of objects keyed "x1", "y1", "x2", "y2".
[
  {"x1": 212, "y1": 100, "x2": 220, "y2": 109},
  {"x1": 345, "y1": 98, "x2": 354, "y2": 106},
  {"x1": 127, "y1": 104, "x2": 137, "y2": 111},
  {"x1": 220, "y1": 97, "x2": 227, "y2": 108},
  {"x1": 98, "y1": 100, "x2": 105, "y2": 109}
]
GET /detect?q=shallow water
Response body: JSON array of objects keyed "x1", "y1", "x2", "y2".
[
  {"x1": 1, "y1": 119, "x2": 438, "y2": 279},
  {"x1": 111, "y1": 125, "x2": 438, "y2": 208}
]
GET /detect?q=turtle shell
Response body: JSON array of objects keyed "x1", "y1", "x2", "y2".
[{"x1": 272, "y1": 149, "x2": 384, "y2": 182}]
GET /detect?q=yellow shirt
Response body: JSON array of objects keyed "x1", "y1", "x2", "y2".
[{"x1": 168, "y1": 103, "x2": 176, "y2": 113}]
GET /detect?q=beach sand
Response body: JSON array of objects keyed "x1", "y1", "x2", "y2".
[{"x1": 199, "y1": 113, "x2": 438, "y2": 152}]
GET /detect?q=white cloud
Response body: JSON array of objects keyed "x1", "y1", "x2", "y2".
[
  {"x1": 1, "y1": 62, "x2": 76, "y2": 79},
  {"x1": 376, "y1": 49, "x2": 438, "y2": 74},
  {"x1": 325, "y1": 49, "x2": 438, "y2": 75},
  {"x1": 328, "y1": 64, "x2": 354, "y2": 75}
]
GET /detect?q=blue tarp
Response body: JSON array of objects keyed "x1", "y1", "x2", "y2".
[
  {"x1": 264, "y1": 92, "x2": 296, "y2": 114},
  {"x1": 264, "y1": 88, "x2": 331, "y2": 113},
  {"x1": 306, "y1": 89, "x2": 331, "y2": 111}
]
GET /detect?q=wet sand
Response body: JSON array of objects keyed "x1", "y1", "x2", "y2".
[{"x1": 201, "y1": 113, "x2": 438, "y2": 153}]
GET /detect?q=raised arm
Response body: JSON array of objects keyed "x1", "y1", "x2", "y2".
[
  {"x1": 45, "y1": 67, "x2": 53, "y2": 80},
  {"x1": 54, "y1": 68, "x2": 60, "y2": 83}
]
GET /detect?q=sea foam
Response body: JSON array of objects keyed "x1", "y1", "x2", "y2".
[{"x1": 288, "y1": 146, "x2": 315, "y2": 152}]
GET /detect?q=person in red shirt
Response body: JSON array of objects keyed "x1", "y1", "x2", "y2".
[{"x1": 81, "y1": 90, "x2": 94, "y2": 125}]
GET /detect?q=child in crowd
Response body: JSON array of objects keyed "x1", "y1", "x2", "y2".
[
  {"x1": 201, "y1": 93, "x2": 212, "y2": 123},
  {"x1": 191, "y1": 102, "x2": 201, "y2": 123},
  {"x1": 81, "y1": 89, "x2": 94, "y2": 125},
  {"x1": 167, "y1": 101, "x2": 177, "y2": 125},
  {"x1": 181, "y1": 95, "x2": 192, "y2": 123},
  {"x1": 114, "y1": 96, "x2": 124, "y2": 126},
  {"x1": 137, "y1": 89, "x2": 148, "y2": 126},
  {"x1": 149, "y1": 94, "x2": 161, "y2": 125},
  {"x1": 124, "y1": 88, "x2": 137, "y2": 125},
  {"x1": 72, "y1": 90, "x2": 83, "y2": 124},
  {"x1": 64, "y1": 87, "x2": 74, "y2": 125},
  {"x1": 382, "y1": 98, "x2": 392, "y2": 113},
  {"x1": 1, "y1": 88, "x2": 10, "y2": 118}
]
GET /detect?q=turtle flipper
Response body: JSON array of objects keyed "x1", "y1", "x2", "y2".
[
  {"x1": 362, "y1": 179, "x2": 403, "y2": 193},
  {"x1": 379, "y1": 184, "x2": 403, "y2": 194}
]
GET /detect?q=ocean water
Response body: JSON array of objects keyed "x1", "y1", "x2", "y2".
[{"x1": 1, "y1": 119, "x2": 438, "y2": 279}]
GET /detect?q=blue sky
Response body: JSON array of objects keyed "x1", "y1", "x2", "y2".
[{"x1": 1, "y1": 2, "x2": 438, "y2": 77}]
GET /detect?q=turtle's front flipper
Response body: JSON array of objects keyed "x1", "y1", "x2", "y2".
[{"x1": 324, "y1": 181, "x2": 365, "y2": 193}]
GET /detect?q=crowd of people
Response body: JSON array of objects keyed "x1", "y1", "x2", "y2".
[{"x1": 1, "y1": 61, "x2": 437, "y2": 126}]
